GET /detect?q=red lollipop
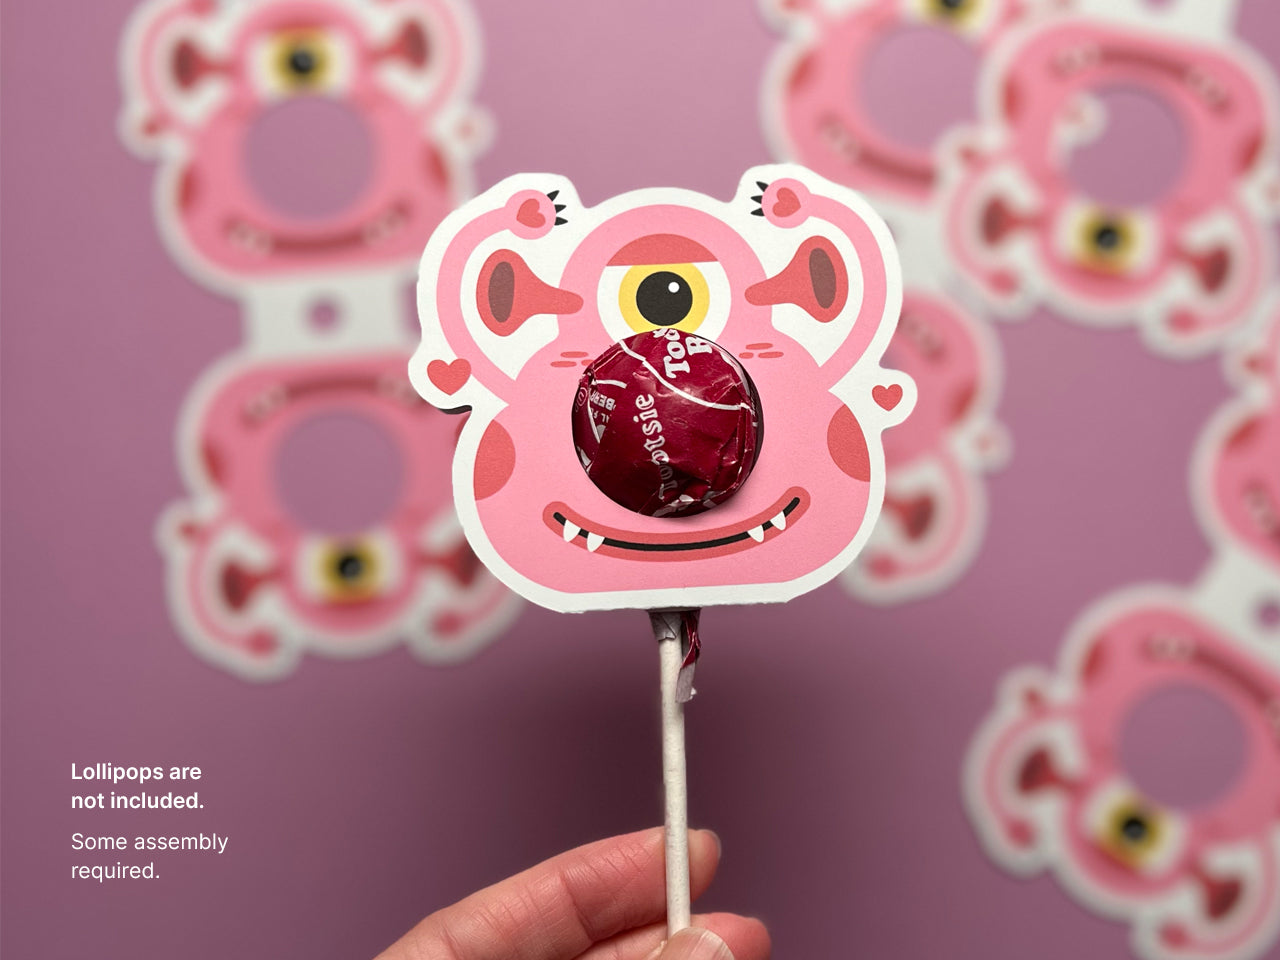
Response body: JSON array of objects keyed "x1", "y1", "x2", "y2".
[{"x1": 572, "y1": 329, "x2": 764, "y2": 518}]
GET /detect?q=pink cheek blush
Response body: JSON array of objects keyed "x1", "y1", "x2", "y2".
[{"x1": 571, "y1": 329, "x2": 763, "y2": 518}]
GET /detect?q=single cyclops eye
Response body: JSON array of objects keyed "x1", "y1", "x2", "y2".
[
  {"x1": 321, "y1": 541, "x2": 380, "y2": 600},
  {"x1": 1076, "y1": 211, "x2": 1138, "y2": 273},
  {"x1": 1100, "y1": 799, "x2": 1165, "y2": 868},
  {"x1": 1120, "y1": 814, "x2": 1149, "y2": 843},
  {"x1": 289, "y1": 46, "x2": 317, "y2": 77},
  {"x1": 335, "y1": 550, "x2": 365, "y2": 581},
  {"x1": 272, "y1": 31, "x2": 331, "y2": 89},
  {"x1": 637, "y1": 271, "x2": 693, "y2": 327},
  {"x1": 619, "y1": 264, "x2": 710, "y2": 334}
]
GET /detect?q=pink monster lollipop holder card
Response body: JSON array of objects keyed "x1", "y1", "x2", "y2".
[
  {"x1": 119, "y1": 0, "x2": 487, "y2": 296},
  {"x1": 939, "y1": 0, "x2": 1280, "y2": 356},
  {"x1": 118, "y1": 0, "x2": 520, "y2": 680},
  {"x1": 411, "y1": 165, "x2": 913, "y2": 613},
  {"x1": 964, "y1": 302, "x2": 1280, "y2": 960}
]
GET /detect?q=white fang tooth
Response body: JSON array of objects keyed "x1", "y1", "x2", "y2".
[
  {"x1": 586, "y1": 532, "x2": 605, "y2": 553},
  {"x1": 770, "y1": 511, "x2": 787, "y2": 532},
  {"x1": 562, "y1": 520, "x2": 581, "y2": 543},
  {"x1": 746, "y1": 525, "x2": 765, "y2": 543}
]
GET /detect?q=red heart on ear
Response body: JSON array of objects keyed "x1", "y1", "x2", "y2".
[
  {"x1": 872, "y1": 384, "x2": 903, "y2": 410},
  {"x1": 516, "y1": 198, "x2": 545, "y2": 229},
  {"x1": 428, "y1": 358, "x2": 471, "y2": 395},
  {"x1": 772, "y1": 187, "x2": 801, "y2": 218}
]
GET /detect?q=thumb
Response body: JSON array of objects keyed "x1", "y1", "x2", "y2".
[{"x1": 655, "y1": 927, "x2": 735, "y2": 960}]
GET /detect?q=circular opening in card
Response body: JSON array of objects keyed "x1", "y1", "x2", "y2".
[
  {"x1": 858, "y1": 24, "x2": 980, "y2": 153},
  {"x1": 1064, "y1": 86, "x2": 1188, "y2": 208},
  {"x1": 308, "y1": 299, "x2": 341, "y2": 333},
  {"x1": 245, "y1": 98, "x2": 374, "y2": 221},
  {"x1": 1119, "y1": 683, "x2": 1248, "y2": 811},
  {"x1": 275, "y1": 411, "x2": 404, "y2": 535}
]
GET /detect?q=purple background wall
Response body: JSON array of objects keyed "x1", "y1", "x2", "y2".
[{"x1": 3, "y1": 1, "x2": 1280, "y2": 957}]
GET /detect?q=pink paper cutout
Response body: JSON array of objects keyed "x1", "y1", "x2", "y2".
[
  {"x1": 762, "y1": 0, "x2": 1046, "y2": 205},
  {"x1": 411, "y1": 166, "x2": 913, "y2": 612},
  {"x1": 940, "y1": 13, "x2": 1280, "y2": 355},
  {"x1": 844, "y1": 290, "x2": 1007, "y2": 601},
  {"x1": 966, "y1": 589, "x2": 1280, "y2": 960},
  {"x1": 159, "y1": 352, "x2": 518, "y2": 679},
  {"x1": 120, "y1": 0, "x2": 486, "y2": 288}
]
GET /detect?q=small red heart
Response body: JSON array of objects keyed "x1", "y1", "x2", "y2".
[
  {"x1": 516, "y1": 198, "x2": 545, "y2": 229},
  {"x1": 428, "y1": 358, "x2": 471, "y2": 395},
  {"x1": 872, "y1": 384, "x2": 903, "y2": 410},
  {"x1": 771, "y1": 187, "x2": 801, "y2": 218}
]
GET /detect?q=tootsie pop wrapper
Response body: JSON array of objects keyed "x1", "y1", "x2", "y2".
[{"x1": 571, "y1": 329, "x2": 764, "y2": 517}]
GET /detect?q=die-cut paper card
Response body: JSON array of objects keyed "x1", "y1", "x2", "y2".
[
  {"x1": 965, "y1": 587, "x2": 1280, "y2": 960},
  {"x1": 410, "y1": 166, "x2": 913, "y2": 613},
  {"x1": 939, "y1": 0, "x2": 1280, "y2": 356},
  {"x1": 1190, "y1": 296, "x2": 1280, "y2": 646},
  {"x1": 120, "y1": 0, "x2": 487, "y2": 293},
  {"x1": 761, "y1": 1, "x2": 1016, "y2": 602},
  {"x1": 159, "y1": 351, "x2": 519, "y2": 680},
  {"x1": 843, "y1": 287, "x2": 1008, "y2": 601},
  {"x1": 761, "y1": 0, "x2": 1059, "y2": 208}
]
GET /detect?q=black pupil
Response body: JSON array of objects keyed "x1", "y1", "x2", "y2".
[
  {"x1": 289, "y1": 46, "x2": 317, "y2": 76},
  {"x1": 1094, "y1": 222, "x2": 1122, "y2": 251},
  {"x1": 636, "y1": 271, "x2": 693, "y2": 327},
  {"x1": 336, "y1": 552, "x2": 364, "y2": 581},
  {"x1": 1120, "y1": 815, "x2": 1148, "y2": 843}
]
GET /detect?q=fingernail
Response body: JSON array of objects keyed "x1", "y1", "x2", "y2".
[
  {"x1": 661, "y1": 927, "x2": 735, "y2": 959},
  {"x1": 703, "y1": 829, "x2": 722, "y2": 859}
]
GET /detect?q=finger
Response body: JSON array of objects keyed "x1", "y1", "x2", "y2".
[
  {"x1": 574, "y1": 913, "x2": 772, "y2": 960},
  {"x1": 375, "y1": 828, "x2": 722, "y2": 960}
]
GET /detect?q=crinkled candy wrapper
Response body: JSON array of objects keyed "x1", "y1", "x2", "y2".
[{"x1": 571, "y1": 329, "x2": 764, "y2": 518}]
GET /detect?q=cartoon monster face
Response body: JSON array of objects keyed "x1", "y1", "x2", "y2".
[
  {"x1": 121, "y1": 0, "x2": 481, "y2": 283},
  {"x1": 160, "y1": 353, "x2": 514, "y2": 678},
  {"x1": 944, "y1": 18, "x2": 1278, "y2": 349},
  {"x1": 412, "y1": 167, "x2": 912, "y2": 612},
  {"x1": 766, "y1": 0, "x2": 1028, "y2": 203},
  {"x1": 847, "y1": 291, "x2": 1004, "y2": 597},
  {"x1": 967, "y1": 596, "x2": 1280, "y2": 958}
]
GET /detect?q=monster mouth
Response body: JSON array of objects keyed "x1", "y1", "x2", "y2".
[
  {"x1": 543, "y1": 488, "x2": 809, "y2": 560},
  {"x1": 225, "y1": 201, "x2": 410, "y2": 256}
]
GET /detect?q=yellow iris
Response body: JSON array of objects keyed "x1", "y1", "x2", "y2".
[
  {"x1": 922, "y1": 0, "x2": 982, "y2": 26},
  {"x1": 320, "y1": 541, "x2": 381, "y2": 603},
  {"x1": 618, "y1": 263, "x2": 710, "y2": 334},
  {"x1": 271, "y1": 30, "x2": 332, "y2": 91},
  {"x1": 1099, "y1": 800, "x2": 1165, "y2": 869},
  {"x1": 1077, "y1": 212, "x2": 1138, "y2": 273}
]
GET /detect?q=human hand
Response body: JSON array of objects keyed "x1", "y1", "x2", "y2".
[{"x1": 375, "y1": 827, "x2": 771, "y2": 959}]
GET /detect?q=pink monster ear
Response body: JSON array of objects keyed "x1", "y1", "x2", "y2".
[
  {"x1": 745, "y1": 236, "x2": 848, "y2": 323},
  {"x1": 121, "y1": 0, "x2": 224, "y2": 142},
  {"x1": 376, "y1": 19, "x2": 430, "y2": 70},
  {"x1": 476, "y1": 250, "x2": 584, "y2": 337},
  {"x1": 171, "y1": 36, "x2": 224, "y2": 91}
]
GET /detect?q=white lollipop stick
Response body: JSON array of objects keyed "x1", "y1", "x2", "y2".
[{"x1": 651, "y1": 610, "x2": 692, "y2": 936}]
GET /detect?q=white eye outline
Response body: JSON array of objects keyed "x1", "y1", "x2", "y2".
[
  {"x1": 156, "y1": 29, "x2": 234, "y2": 129},
  {"x1": 596, "y1": 261, "x2": 731, "y2": 345},
  {"x1": 250, "y1": 27, "x2": 356, "y2": 101},
  {"x1": 1081, "y1": 781, "x2": 1187, "y2": 878}
]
